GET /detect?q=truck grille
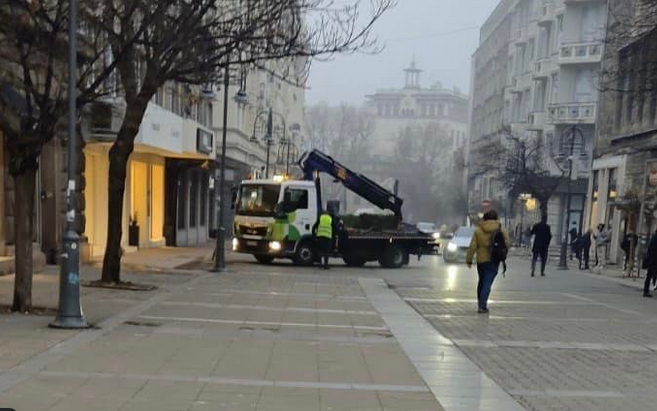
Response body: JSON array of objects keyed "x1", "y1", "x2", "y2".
[{"x1": 238, "y1": 225, "x2": 268, "y2": 237}]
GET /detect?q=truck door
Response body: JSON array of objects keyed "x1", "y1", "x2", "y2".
[{"x1": 283, "y1": 186, "x2": 314, "y2": 241}]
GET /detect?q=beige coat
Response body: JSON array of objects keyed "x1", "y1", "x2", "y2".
[{"x1": 466, "y1": 220, "x2": 510, "y2": 265}]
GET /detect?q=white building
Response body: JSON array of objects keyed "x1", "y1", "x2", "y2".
[
  {"x1": 469, "y1": 0, "x2": 606, "y2": 240},
  {"x1": 364, "y1": 60, "x2": 469, "y2": 158}
]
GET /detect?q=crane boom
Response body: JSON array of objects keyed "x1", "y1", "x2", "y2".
[{"x1": 298, "y1": 150, "x2": 403, "y2": 219}]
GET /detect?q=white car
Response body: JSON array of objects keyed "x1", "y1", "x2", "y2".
[{"x1": 443, "y1": 226, "x2": 475, "y2": 263}]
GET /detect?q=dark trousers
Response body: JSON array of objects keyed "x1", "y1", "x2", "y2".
[
  {"x1": 645, "y1": 268, "x2": 657, "y2": 295},
  {"x1": 317, "y1": 237, "x2": 331, "y2": 268},
  {"x1": 531, "y1": 249, "x2": 548, "y2": 275},
  {"x1": 580, "y1": 247, "x2": 590, "y2": 269},
  {"x1": 476, "y1": 262, "x2": 499, "y2": 310}
]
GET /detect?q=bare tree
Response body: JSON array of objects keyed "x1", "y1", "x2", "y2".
[
  {"x1": 0, "y1": 0, "x2": 394, "y2": 309},
  {"x1": 304, "y1": 103, "x2": 375, "y2": 201},
  {"x1": 0, "y1": 0, "x2": 129, "y2": 311},
  {"x1": 387, "y1": 123, "x2": 452, "y2": 223},
  {"x1": 490, "y1": 126, "x2": 565, "y2": 218}
]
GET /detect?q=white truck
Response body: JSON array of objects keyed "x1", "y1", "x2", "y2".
[{"x1": 231, "y1": 150, "x2": 436, "y2": 268}]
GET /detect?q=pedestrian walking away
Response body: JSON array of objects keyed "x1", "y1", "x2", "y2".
[
  {"x1": 569, "y1": 223, "x2": 579, "y2": 260},
  {"x1": 313, "y1": 210, "x2": 333, "y2": 270},
  {"x1": 621, "y1": 231, "x2": 638, "y2": 271},
  {"x1": 579, "y1": 229, "x2": 592, "y2": 270},
  {"x1": 643, "y1": 229, "x2": 657, "y2": 297},
  {"x1": 466, "y1": 209, "x2": 510, "y2": 314},
  {"x1": 530, "y1": 214, "x2": 552, "y2": 277}
]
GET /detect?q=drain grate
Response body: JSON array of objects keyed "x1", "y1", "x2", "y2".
[{"x1": 124, "y1": 320, "x2": 162, "y2": 327}]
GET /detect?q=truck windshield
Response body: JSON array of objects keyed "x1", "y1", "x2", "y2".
[{"x1": 236, "y1": 184, "x2": 281, "y2": 217}]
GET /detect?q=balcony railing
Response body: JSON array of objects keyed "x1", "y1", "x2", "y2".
[
  {"x1": 559, "y1": 41, "x2": 602, "y2": 64},
  {"x1": 533, "y1": 58, "x2": 553, "y2": 79},
  {"x1": 547, "y1": 102, "x2": 597, "y2": 124}
]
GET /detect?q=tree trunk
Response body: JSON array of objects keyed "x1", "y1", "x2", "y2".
[
  {"x1": 12, "y1": 167, "x2": 37, "y2": 312},
  {"x1": 100, "y1": 102, "x2": 147, "y2": 283}
]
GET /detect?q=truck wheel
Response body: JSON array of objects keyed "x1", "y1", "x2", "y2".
[
  {"x1": 294, "y1": 241, "x2": 315, "y2": 266},
  {"x1": 380, "y1": 245, "x2": 406, "y2": 269},
  {"x1": 343, "y1": 255, "x2": 367, "y2": 267},
  {"x1": 254, "y1": 255, "x2": 274, "y2": 264}
]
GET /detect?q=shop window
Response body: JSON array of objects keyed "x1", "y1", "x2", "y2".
[
  {"x1": 200, "y1": 173, "x2": 208, "y2": 225},
  {"x1": 190, "y1": 172, "x2": 198, "y2": 228}
]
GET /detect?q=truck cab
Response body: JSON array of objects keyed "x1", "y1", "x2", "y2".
[{"x1": 233, "y1": 178, "x2": 319, "y2": 264}]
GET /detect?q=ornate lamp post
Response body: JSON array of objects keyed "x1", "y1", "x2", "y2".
[
  {"x1": 251, "y1": 108, "x2": 286, "y2": 178},
  {"x1": 556, "y1": 125, "x2": 585, "y2": 270}
]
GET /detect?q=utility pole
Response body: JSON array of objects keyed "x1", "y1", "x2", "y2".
[
  {"x1": 265, "y1": 108, "x2": 273, "y2": 178},
  {"x1": 50, "y1": 0, "x2": 87, "y2": 329},
  {"x1": 212, "y1": 62, "x2": 231, "y2": 272}
]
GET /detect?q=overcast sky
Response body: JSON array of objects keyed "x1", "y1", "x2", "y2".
[{"x1": 306, "y1": 0, "x2": 501, "y2": 106}]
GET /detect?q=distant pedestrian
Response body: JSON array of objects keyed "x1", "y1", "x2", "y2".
[
  {"x1": 466, "y1": 210, "x2": 510, "y2": 314},
  {"x1": 643, "y1": 230, "x2": 657, "y2": 297},
  {"x1": 313, "y1": 210, "x2": 333, "y2": 270},
  {"x1": 569, "y1": 223, "x2": 579, "y2": 260},
  {"x1": 621, "y1": 232, "x2": 638, "y2": 271},
  {"x1": 530, "y1": 214, "x2": 552, "y2": 277},
  {"x1": 579, "y1": 229, "x2": 592, "y2": 270},
  {"x1": 594, "y1": 224, "x2": 610, "y2": 272}
]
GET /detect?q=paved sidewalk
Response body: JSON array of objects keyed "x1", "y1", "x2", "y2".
[{"x1": 0, "y1": 260, "x2": 453, "y2": 411}]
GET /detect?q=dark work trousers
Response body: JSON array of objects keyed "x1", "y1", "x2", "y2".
[
  {"x1": 645, "y1": 268, "x2": 657, "y2": 295},
  {"x1": 317, "y1": 237, "x2": 331, "y2": 268},
  {"x1": 531, "y1": 249, "x2": 548, "y2": 275},
  {"x1": 476, "y1": 262, "x2": 500, "y2": 310},
  {"x1": 581, "y1": 246, "x2": 590, "y2": 270}
]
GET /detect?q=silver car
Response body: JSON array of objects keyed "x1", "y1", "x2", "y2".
[{"x1": 443, "y1": 226, "x2": 474, "y2": 264}]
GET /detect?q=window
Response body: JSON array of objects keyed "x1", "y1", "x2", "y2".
[
  {"x1": 189, "y1": 172, "x2": 198, "y2": 228},
  {"x1": 284, "y1": 188, "x2": 309, "y2": 211}
]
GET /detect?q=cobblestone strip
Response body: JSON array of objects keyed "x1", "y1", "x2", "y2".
[{"x1": 359, "y1": 277, "x2": 527, "y2": 411}]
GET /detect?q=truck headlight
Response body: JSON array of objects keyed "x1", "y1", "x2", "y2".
[
  {"x1": 232, "y1": 238, "x2": 239, "y2": 251},
  {"x1": 447, "y1": 243, "x2": 458, "y2": 252},
  {"x1": 269, "y1": 241, "x2": 282, "y2": 251},
  {"x1": 432, "y1": 233, "x2": 441, "y2": 240}
]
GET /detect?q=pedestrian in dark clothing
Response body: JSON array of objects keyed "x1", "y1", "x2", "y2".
[
  {"x1": 643, "y1": 230, "x2": 657, "y2": 297},
  {"x1": 621, "y1": 232, "x2": 638, "y2": 271},
  {"x1": 579, "y1": 229, "x2": 592, "y2": 270},
  {"x1": 530, "y1": 215, "x2": 552, "y2": 277},
  {"x1": 569, "y1": 224, "x2": 579, "y2": 260}
]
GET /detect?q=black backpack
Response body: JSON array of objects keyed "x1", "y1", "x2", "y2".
[{"x1": 490, "y1": 229, "x2": 508, "y2": 263}]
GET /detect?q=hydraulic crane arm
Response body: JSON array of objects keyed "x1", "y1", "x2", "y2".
[{"x1": 298, "y1": 150, "x2": 403, "y2": 219}]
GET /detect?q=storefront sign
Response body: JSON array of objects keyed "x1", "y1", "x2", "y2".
[{"x1": 197, "y1": 128, "x2": 214, "y2": 154}]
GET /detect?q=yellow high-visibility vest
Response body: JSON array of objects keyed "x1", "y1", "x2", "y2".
[{"x1": 317, "y1": 214, "x2": 333, "y2": 239}]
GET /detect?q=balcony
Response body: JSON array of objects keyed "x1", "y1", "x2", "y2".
[
  {"x1": 528, "y1": 111, "x2": 546, "y2": 130},
  {"x1": 564, "y1": 0, "x2": 605, "y2": 4},
  {"x1": 559, "y1": 41, "x2": 603, "y2": 65},
  {"x1": 533, "y1": 58, "x2": 554, "y2": 79},
  {"x1": 547, "y1": 102, "x2": 597, "y2": 124},
  {"x1": 538, "y1": 2, "x2": 555, "y2": 26}
]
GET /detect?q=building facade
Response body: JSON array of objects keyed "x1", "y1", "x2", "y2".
[
  {"x1": 587, "y1": 0, "x2": 657, "y2": 266},
  {"x1": 469, "y1": 0, "x2": 607, "y2": 242},
  {"x1": 364, "y1": 61, "x2": 469, "y2": 159}
]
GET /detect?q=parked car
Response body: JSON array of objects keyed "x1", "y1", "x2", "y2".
[{"x1": 443, "y1": 226, "x2": 475, "y2": 263}]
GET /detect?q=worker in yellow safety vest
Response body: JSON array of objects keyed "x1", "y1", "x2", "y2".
[{"x1": 313, "y1": 210, "x2": 333, "y2": 270}]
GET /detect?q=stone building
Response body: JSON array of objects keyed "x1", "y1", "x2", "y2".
[
  {"x1": 469, "y1": 0, "x2": 607, "y2": 242},
  {"x1": 587, "y1": 0, "x2": 657, "y2": 265}
]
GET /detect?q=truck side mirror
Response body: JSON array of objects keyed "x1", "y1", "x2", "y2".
[
  {"x1": 274, "y1": 202, "x2": 288, "y2": 219},
  {"x1": 230, "y1": 188, "x2": 238, "y2": 210}
]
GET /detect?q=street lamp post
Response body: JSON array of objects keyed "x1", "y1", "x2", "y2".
[
  {"x1": 212, "y1": 61, "x2": 231, "y2": 273},
  {"x1": 251, "y1": 108, "x2": 286, "y2": 178},
  {"x1": 50, "y1": 0, "x2": 87, "y2": 329},
  {"x1": 557, "y1": 125, "x2": 585, "y2": 270}
]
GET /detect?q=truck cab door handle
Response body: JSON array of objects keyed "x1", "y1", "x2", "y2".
[{"x1": 305, "y1": 224, "x2": 310, "y2": 230}]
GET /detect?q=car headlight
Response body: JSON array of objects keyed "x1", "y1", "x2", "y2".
[
  {"x1": 232, "y1": 238, "x2": 239, "y2": 251},
  {"x1": 447, "y1": 243, "x2": 458, "y2": 252},
  {"x1": 432, "y1": 232, "x2": 441, "y2": 239},
  {"x1": 269, "y1": 241, "x2": 282, "y2": 251}
]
